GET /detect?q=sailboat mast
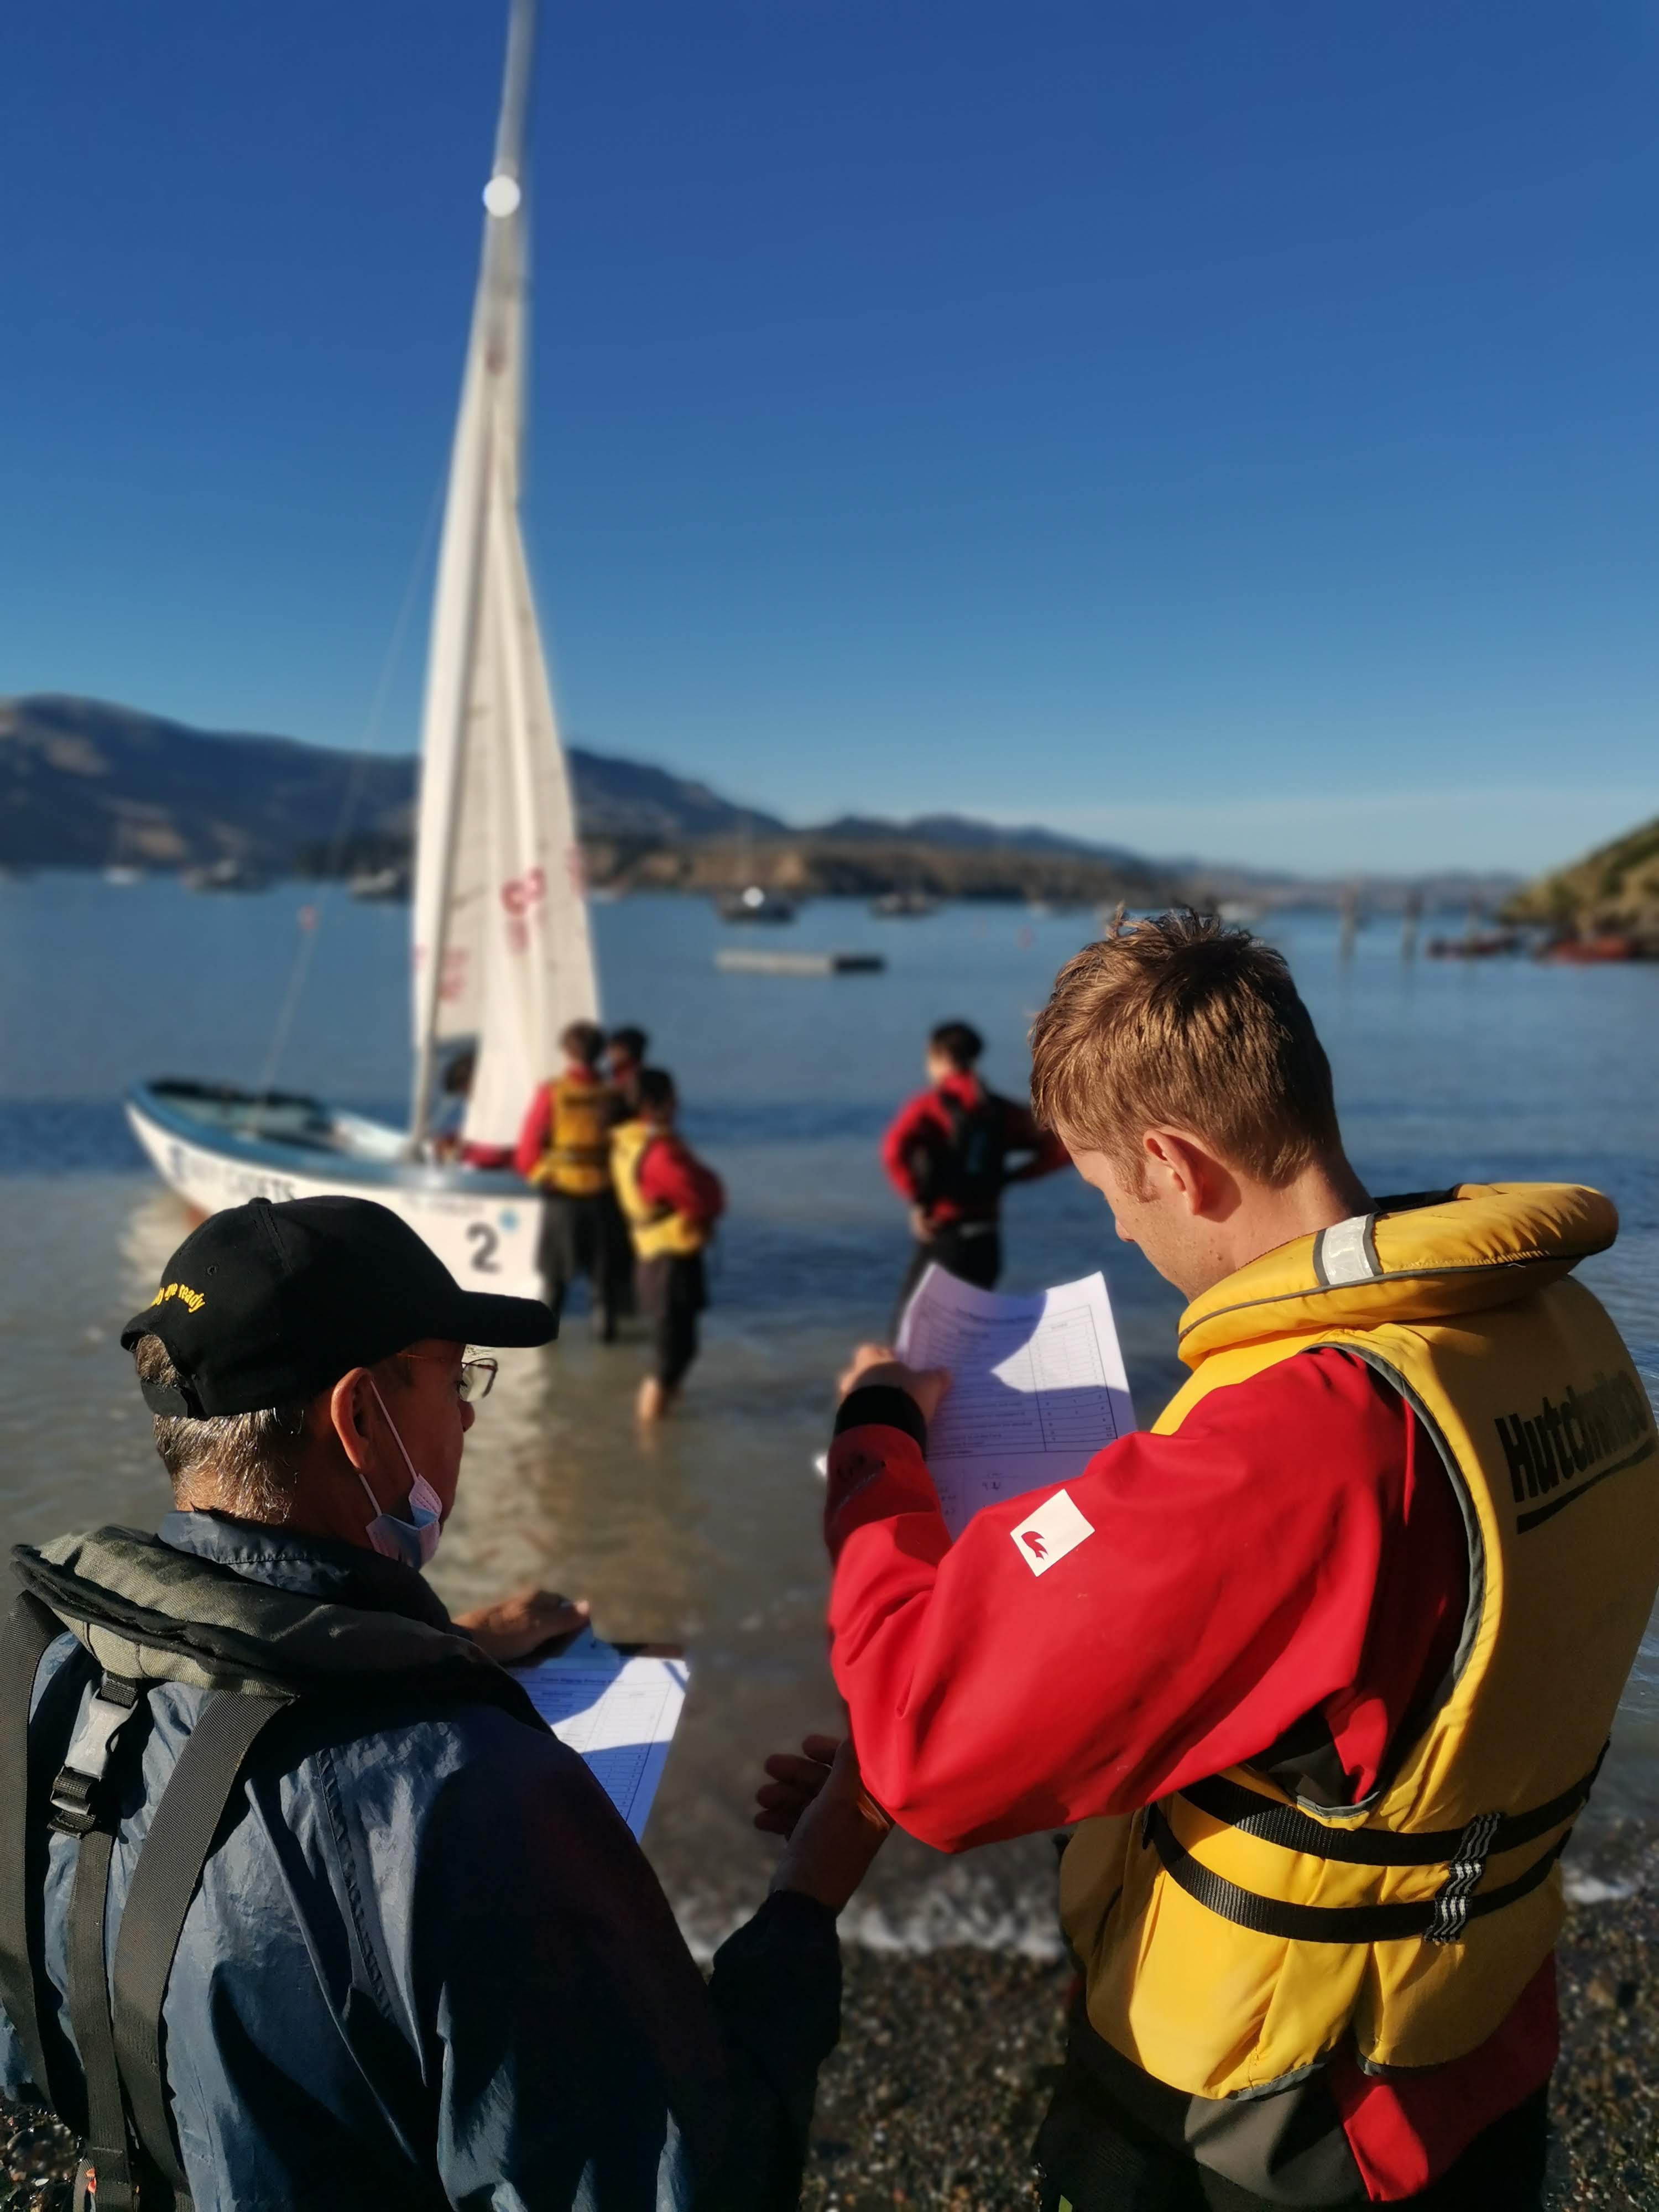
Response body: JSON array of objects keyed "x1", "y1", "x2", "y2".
[{"x1": 407, "y1": 0, "x2": 540, "y2": 1152}]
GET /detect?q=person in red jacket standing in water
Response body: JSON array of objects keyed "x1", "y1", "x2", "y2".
[
  {"x1": 822, "y1": 913, "x2": 1659, "y2": 2212},
  {"x1": 611, "y1": 1068, "x2": 725, "y2": 1423},
  {"x1": 880, "y1": 1019, "x2": 1068, "y2": 1322}
]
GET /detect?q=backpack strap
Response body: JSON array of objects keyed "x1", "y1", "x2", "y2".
[
  {"x1": 0, "y1": 1593, "x2": 79, "y2": 2114},
  {"x1": 64, "y1": 1676, "x2": 145, "y2": 2212},
  {"x1": 109, "y1": 1688, "x2": 290, "y2": 2197},
  {"x1": 28, "y1": 1651, "x2": 286, "y2": 2212}
]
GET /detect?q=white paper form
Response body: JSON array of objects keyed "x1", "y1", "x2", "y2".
[
  {"x1": 514, "y1": 1630, "x2": 688, "y2": 1840},
  {"x1": 895, "y1": 1266, "x2": 1135, "y2": 1540}
]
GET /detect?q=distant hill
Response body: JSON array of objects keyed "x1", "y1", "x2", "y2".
[
  {"x1": 0, "y1": 694, "x2": 786, "y2": 869},
  {"x1": 1502, "y1": 814, "x2": 1659, "y2": 948},
  {"x1": 806, "y1": 812, "x2": 1145, "y2": 868},
  {"x1": 0, "y1": 695, "x2": 415, "y2": 872},
  {"x1": 0, "y1": 692, "x2": 1515, "y2": 914},
  {"x1": 1178, "y1": 858, "x2": 1524, "y2": 918},
  {"x1": 0, "y1": 694, "x2": 1170, "y2": 901},
  {"x1": 571, "y1": 750, "x2": 784, "y2": 842}
]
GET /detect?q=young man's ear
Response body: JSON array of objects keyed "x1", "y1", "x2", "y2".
[
  {"x1": 1145, "y1": 1130, "x2": 1213, "y2": 1214},
  {"x1": 1149, "y1": 1130, "x2": 1243, "y2": 1222}
]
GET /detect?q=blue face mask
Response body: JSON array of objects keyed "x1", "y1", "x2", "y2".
[{"x1": 356, "y1": 1377, "x2": 445, "y2": 1569}]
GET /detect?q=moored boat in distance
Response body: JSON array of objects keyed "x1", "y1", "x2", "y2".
[
  {"x1": 715, "y1": 884, "x2": 798, "y2": 924},
  {"x1": 1425, "y1": 929, "x2": 1523, "y2": 959},
  {"x1": 182, "y1": 858, "x2": 269, "y2": 894},
  {"x1": 347, "y1": 864, "x2": 410, "y2": 902},
  {"x1": 127, "y1": 0, "x2": 597, "y2": 1305},
  {"x1": 869, "y1": 889, "x2": 938, "y2": 918},
  {"x1": 1536, "y1": 934, "x2": 1641, "y2": 964}
]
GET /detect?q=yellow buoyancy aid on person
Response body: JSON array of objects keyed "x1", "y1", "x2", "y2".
[
  {"x1": 1061, "y1": 1182, "x2": 1659, "y2": 2101},
  {"x1": 529, "y1": 1075, "x2": 613, "y2": 1196},
  {"x1": 611, "y1": 1117, "x2": 708, "y2": 1258}
]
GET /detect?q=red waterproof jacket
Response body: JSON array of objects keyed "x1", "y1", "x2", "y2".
[
  {"x1": 880, "y1": 1071, "x2": 1068, "y2": 1228},
  {"x1": 824, "y1": 1353, "x2": 1557, "y2": 2199},
  {"x1": 637, "y1": 1133, "x2": 724, "y2": 1233}
]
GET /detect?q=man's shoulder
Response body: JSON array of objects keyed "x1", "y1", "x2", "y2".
[
  {"x1": 271, "y1": 1691, "x2": 596, "y2": 1825},
  {"x1": 1166, "y1": 1345, "x2": 1412, "y2": 1470},
  {"x1": 1190, "y1": 1342, "x2": 1408, "y2": 1412}
]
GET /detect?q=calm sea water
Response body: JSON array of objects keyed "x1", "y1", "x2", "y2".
[{"x1": 2, "y1": 875, "x2": 1655, "y2": 1950}]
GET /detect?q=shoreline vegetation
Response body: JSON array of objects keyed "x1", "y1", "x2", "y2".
[
  {"x1": 1503, "y1": 816, "x2": 1659, "y2": 958},
  {"x1": 3, "y1": 1823, "x2": 1654, "y2": 2207}
]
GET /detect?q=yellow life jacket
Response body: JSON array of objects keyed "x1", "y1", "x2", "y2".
[
  {"x1": 1060, "y1": 1182, "x2": 1659, "y2": 2100},
  {"x1": 529, "y1": 1076, "x2": 614, "y2": 1197},
  {"x1": 611, "y1": 1117, "x2": 707, "y2": 1259}
]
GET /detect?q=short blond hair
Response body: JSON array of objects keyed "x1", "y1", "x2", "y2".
[{"x1": 1030, "y1": 911, "x2": 1341, "y2": 1187}]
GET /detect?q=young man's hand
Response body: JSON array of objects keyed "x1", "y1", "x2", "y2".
[
  {"x1": 455, "y1": 1588, "x2": 590, "y2": 1663},
  {"x1": 761, "y1": 1734, "x2": 893, "y2": 1913},
  {"x1": 837, "y1": 1342, "x2": 952, "y2": 1425}
]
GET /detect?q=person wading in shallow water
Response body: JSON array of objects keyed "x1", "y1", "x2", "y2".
[
  {"x1": 612, "y1": 1068, "x2": 725, "y2": 1423},
  {"x1": 881, "y1": 1018, "x2": 1068, "y2": 1322},
  {"x1": 516, "y1": 1018, "x2": 632, "y2": 1338},
  {"x1": 0, "y1": 1195, "x2": 889, "y2": 2210},
  {"x1": 823, "y1": 912, "x2": 1659, "y2": 2211}
]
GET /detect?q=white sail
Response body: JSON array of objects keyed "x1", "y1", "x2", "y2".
[{"x1": 409, "y1": 0, "x2": 598, "y2": 1156}]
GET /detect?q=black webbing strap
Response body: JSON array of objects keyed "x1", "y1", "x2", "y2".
[
  {"x1": 110, "y1": 1689, "x2": 290, "y2": 2196},
  {"x1": 67, "y1": 1824, "x2": 138, "y2": 2212},
  {"x1": 0, "y1": 1594, "x2": 71, "y2": 2115},
  {"x1": 1144, "y1": 1802, "x2": 1571, "y2": 1945},
  {"x1": 1176, "y1": 1752, "x2": 1605, "y2": 1868}
]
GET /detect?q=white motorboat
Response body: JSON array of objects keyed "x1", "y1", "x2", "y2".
[{"x1": 127, "y1": 0, "x2": 597, "y2": 1305}]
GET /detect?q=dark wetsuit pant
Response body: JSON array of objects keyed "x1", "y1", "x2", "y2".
[
  {"x1": 895, "y1": 1219, "x2": 1001, "y2": 1331},
  {"x1": 637, "y1": 1251, "x2": 707, "y2": 1391},
  {"x1": 539, "y1": 1191, "x2": 632, "y2": 1339},
  {"x1": 1035, "y1": 2064, "x2": 1548, "y2": 2211}
]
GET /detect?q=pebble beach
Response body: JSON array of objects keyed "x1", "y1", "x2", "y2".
[{"x1": 800, "y1": 1822, "x2": 1659, "y2": 2211}]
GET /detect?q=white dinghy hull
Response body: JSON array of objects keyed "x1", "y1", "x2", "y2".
[{"x1": 127, "y1": 1082, "x2": 548, "y2": 1305}]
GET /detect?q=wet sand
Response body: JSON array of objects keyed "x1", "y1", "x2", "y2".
[{"x1": 3, "y1": 1828, "x2": 1655, "y2": 2209}]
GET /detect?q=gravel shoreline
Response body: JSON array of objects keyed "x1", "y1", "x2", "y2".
[
  {"x1": 802, "y1": 1820, "x2": 1659, "y2": 2210},
  {"x1": 4, "y1": 1828, "x2": 1655, "y2": 2210}
]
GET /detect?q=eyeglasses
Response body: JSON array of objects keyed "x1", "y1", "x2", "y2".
[{"x1": 404, "y1": 1349, "x2": 499, "y2": 1403}]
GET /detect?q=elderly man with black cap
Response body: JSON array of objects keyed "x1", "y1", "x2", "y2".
[{"x1": 0, "y1": 1196, "x2": 885, "y2": 2211}]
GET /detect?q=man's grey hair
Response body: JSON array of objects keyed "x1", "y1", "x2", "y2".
[{"x1": 132, "y1": 1334, "x2": 310, "y2": 1522}]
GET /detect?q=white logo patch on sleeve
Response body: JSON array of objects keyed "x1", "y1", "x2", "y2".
[{"x1": 1010, "y1": 1488, "x2": 1095, "y2": 1577}]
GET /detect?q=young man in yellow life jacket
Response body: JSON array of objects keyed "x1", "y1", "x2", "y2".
[
  {"x1": 612, "y1": 1068, "x2": 725, "y2": 1423},
  {"x1": 820, "y1": 911, "x2": 1659, "y2": 2211},
  {"x1": 514, "y1": 1019, "x2": 630, "y2": 1340}
]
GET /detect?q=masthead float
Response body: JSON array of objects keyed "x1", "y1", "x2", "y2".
[{"x1": 127, "y1": 0, "x2": 596, "y2": 1302}]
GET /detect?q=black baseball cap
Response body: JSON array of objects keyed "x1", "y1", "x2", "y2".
[{"x1": 121, "y1": 1195, "x2": 555, "y2": 1417}]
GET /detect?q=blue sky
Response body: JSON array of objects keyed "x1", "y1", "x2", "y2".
[{"x1": 4, "y1": 1, "x2": 1657, "y2": 875}]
